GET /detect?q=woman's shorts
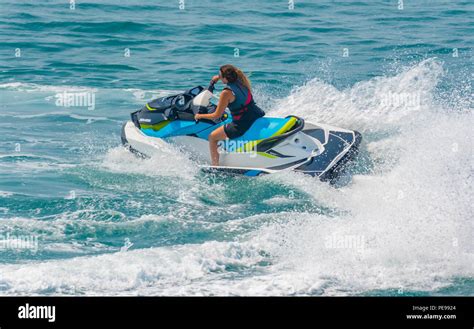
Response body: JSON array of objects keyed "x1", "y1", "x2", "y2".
[
  {"x1": 224, "y1": 119, "x2": 255, "y2": 139},
  {"x1": 224, "y1": 107, "x2": 265, "y2": 139}
]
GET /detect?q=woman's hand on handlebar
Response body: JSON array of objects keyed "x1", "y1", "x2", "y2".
[
  {"x1": 208, "y1": 75, "x2": 220, "y2": 92},
  {"x1": 210, "y1": 75, "x2": 220, "y2": 84}
]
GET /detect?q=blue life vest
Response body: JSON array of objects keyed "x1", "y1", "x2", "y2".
[{"x1": 224, "y1": 81, "x2": 256, "y2": 120}]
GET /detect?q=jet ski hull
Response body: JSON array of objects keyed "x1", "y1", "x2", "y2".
[
  {"x1": 121, "y1": 85, "x2": 362, "y2": 179},
  {"x1": 121, "y1": 120, "x2": 362, "y2": 179}
]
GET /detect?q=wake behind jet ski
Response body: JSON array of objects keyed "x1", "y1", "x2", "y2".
[{"x1": 121, "y1": 82, "x2": 362, "y2": 179}]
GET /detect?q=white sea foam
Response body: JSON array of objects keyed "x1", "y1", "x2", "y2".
[
  {"x1": 0, "y1": 191, "x2": 14, "y2": 198},
  {"x1": 101, "y1": 145, "x2": 199, "y2": 180},
  {"x1": 272, "y1": 58, "x2": 444, "y2": 133}
]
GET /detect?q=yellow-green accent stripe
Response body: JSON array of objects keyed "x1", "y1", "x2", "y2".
[
  {"x1": 140, "y1": 120, "x2": 170, "y2": 131},
  {"x1": 257, "y1": 152, "x2": 277, "y2": 159},
  {"x1": 146, "y1": 103, "x2": 155, "y2": 111},
  {"x1": 236, "y1": 116, "x2": 298, "y2": 153}
]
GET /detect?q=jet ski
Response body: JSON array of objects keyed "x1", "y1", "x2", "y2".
[{"x1": 121, "y1": 85, "x2": 362, "y2": 179}]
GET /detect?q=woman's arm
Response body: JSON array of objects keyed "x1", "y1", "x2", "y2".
[
  {"x1": 208, "y1": 75, "x2": 220, "y2": 93},
  {"x1": 195, "y1": 89, "x2": 234, "y2": 121}
]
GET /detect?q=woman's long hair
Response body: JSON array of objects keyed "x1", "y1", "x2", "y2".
[{"x1": 220, "y1": 64, "x2": 251, "y2": 91}]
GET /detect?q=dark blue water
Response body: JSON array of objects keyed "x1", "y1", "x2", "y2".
[{"x1": 0, "y1": 0, "x2": 472, "y2": 295}]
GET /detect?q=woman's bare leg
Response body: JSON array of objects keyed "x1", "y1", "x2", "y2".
[{"x1": 208, "y1": 126, "x2": 228, "y2": 166}]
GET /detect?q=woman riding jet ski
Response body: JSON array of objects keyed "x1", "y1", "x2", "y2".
[
  {"x1": 195, "y1": 65, "x2": 265, "y2": 166},
  {"x1": 121, "y1": 65, "x2": 362, "y2": 179}
]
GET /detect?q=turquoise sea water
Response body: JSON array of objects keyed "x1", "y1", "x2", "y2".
[{"x1": 0, "y1": 0, "x2": 472, "y2": 295}]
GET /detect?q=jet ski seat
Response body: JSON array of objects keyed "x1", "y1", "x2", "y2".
[
  {"x1": 233, "y1": 116, "x2": 296, "y2": 141},
  {"x1": 225, "y1": 116, "x2": 301, "y2": 152}
]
